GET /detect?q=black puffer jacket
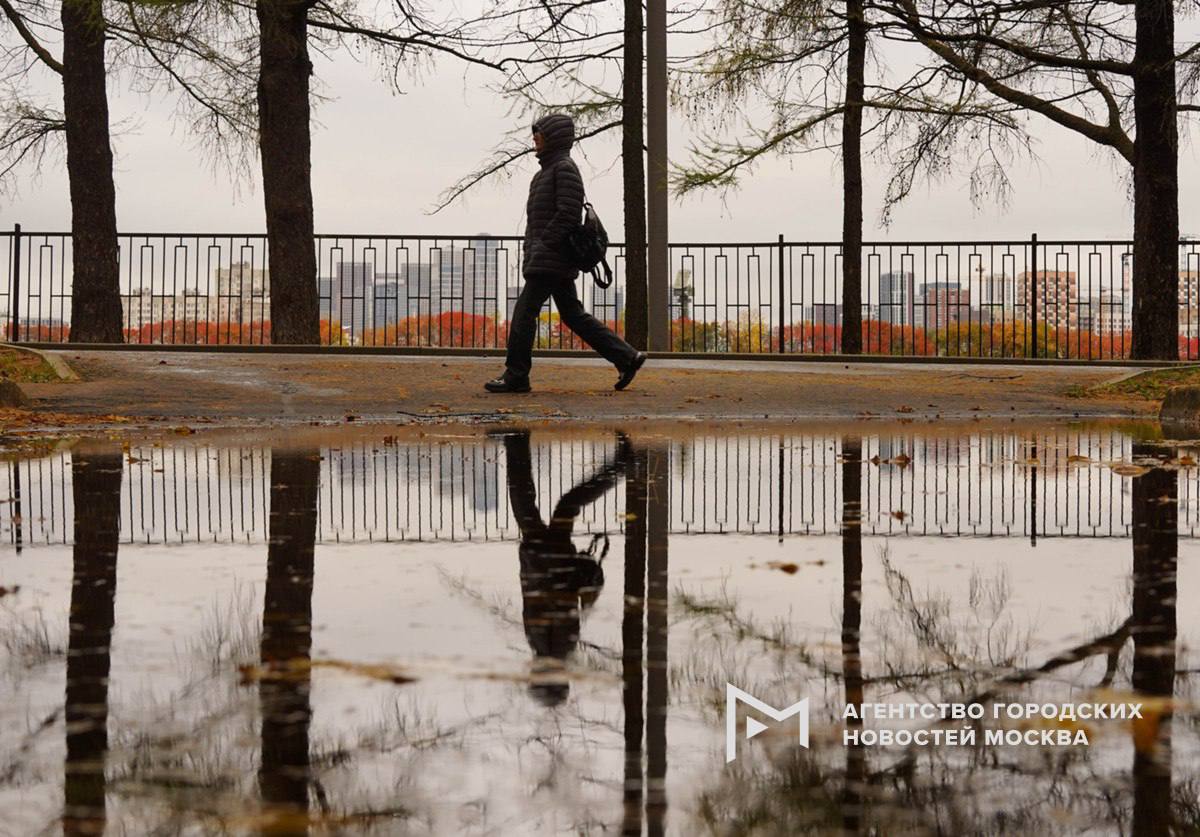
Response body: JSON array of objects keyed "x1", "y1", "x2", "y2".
[{"x1": 523, "y1": 113, "x2": 585, "y2": 280}]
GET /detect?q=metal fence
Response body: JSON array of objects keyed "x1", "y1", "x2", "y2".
[
  {"x1": 3, "y1": 430, "x2": 1196, "y2": 548},
  {"x1": 6, "y1": 226, "x2": 1200, "y2": 358}
]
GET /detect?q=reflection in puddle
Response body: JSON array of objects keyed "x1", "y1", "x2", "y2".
[{"x1": 1, "y1": 427, "x2": 1198, "y2": 834}]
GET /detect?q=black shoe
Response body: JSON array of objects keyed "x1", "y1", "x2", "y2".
[
  {"x1": 614, "y1": 352, "x2": 647, "y2": 391},
  {"x1": 484, "y1": 374, "x2": 530, "y2": 393}
]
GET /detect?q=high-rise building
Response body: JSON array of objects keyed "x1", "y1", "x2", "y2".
[
  {"x1": 1079, "y1": 289, "x2": 1131, "y2": 335},
  {"x1": 326, "y1": 261, "x2": 375, "y2": 336},
  {"x1": 918, "y1": 282, "x2": 971, "y2": 330},
  {"x1": 505, "y1": 286, "x2": 525, "y2": 323},
  {"x1": 976, "y1": 270, "x2": 1014, "y2": 313},
  {"x1": 1018, "y1": 270, "x2": 1078, "y2": 331},
  {"x1": 464, "y1": 235, "x2": 503, "y2": 317},
  {"x1": 804, "y1": 303, "x2": 842, "y2": 327},
  {"x1": 877, "y1": 271, "x2": 915, "y2": 325},
  {"x1": 121, "y1": 287, "x2": 212, "y2": 337},
  {"x1": 213, "y1": 262, "x2": 271, "y2": 325},
  {"x1": 1178, "y1": 269, "x2": 1200, "y2": 338},
  {"x1": 595, "y1": 284, "x2": 625, "y2": 323}
]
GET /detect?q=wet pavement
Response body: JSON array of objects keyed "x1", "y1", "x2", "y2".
[
  {"x1": 0, "y1": 422, "x2": 1196, "y2": 834},
  {"x1": 17, "y1": 350, "x2": 1156, "y2": 424}
]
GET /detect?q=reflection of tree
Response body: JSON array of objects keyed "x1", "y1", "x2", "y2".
[
  {"x1": 1130, "y1": 443, "x2": 1177, "y2": 836},
  {"x1": 621, "y1": 447, "x2": 648, "y2": 836},
  {"x1": 874, "y1": 557, "x2": 1038, "y2": 699},
  {"x1": 840, "y1": 437, "x2": 864, "y2": 832},
  {"x1": 64, "y1": 450, "x2": 123, "y2": 836},
  {"x1": 258, "y1": 449, "x2": 320, "y2": 828},
  {"x1": 645, "y1": 447, "x2": 669, "y2": 837},
  {"x1": 676, "y1": 440, "x2": 1192, "y2": 834}
]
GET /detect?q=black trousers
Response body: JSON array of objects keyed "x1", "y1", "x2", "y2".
[{"x1": 505, "y1": 273, "x2": 637, "y2": 378}]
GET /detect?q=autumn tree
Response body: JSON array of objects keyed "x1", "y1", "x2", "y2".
[
  {"x1": 872, "y1": 0, "x2": 1195, "y2": 360},
  {"x1": 0, "y1": 0, "x2": 123, "y2": 341},
  {"x1": 675, "y1": 0, "x2": 1021, "y2": 355}
]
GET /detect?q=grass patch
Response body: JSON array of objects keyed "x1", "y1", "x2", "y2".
[
  {"x1": 1068, "y1": 366, "x2": 1200, "y2": 402},
  {"x1": 0, "y1": 347, "x2": 59, "y2": 384}
]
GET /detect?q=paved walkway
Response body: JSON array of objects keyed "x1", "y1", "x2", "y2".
[{"x1": 14, "y1": 349, "x2": 1154, "y2": 425}]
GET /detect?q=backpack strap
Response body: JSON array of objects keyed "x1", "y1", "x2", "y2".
[{"x1": 592, "y1": 257, "x2": 614, "y2": 289}]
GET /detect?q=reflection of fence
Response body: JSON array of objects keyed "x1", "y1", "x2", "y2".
[
  {"x1": 7, "y1": 230, "x2": 1200, "y2": 358},
  {"x1": 2, "y1": 431, "x2": 1195, "y2": 548}
]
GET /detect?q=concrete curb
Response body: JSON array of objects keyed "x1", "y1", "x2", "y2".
[
  {"x1": 2, "y1": 342, "x2": 79, "y2": 382},
  {"x1": 15, "y1": 341, "x2": 1181, "y2": 369}
]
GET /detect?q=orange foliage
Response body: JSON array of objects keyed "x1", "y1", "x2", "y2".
[{"x1": 360, "y1": 312, "x2": 505, "y2": 347}]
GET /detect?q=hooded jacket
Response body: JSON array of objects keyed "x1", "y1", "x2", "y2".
[{"x1": 523, "y1": 113, "x2": 585, "y2": 280}]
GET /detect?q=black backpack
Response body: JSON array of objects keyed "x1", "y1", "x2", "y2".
[{"x1": 564, "y1": 202, "x2": 614, "y2": 288}]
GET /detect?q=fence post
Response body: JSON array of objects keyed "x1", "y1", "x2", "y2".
[
  {"x1": 9, "y1": 223, "x2": 20, "y2": 342},
  {"x1": 1030, "y1": 232, "x2": 1038, "y2": 358},
  {"x1": 777, "y1": 233, "x2": 786, "y2": 353}
]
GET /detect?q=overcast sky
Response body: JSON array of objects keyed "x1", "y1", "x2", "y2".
[{"x1": 6, "y1": 26, "x2": 1200, "y2": 242}]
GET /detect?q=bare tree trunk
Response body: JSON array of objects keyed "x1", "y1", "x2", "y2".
[
  {"x1": 258, "y1": 0, "x2": 319, "y2": 344},
  {"x1": 841, "y1": 0, "x2": 865, "y2": 354},
  {"x1": 622, "y1": 0, "x2": 648, "y2": 350},
  {"x1": 62, "y1": 0, "x2": 121, "y2": 344},
  {"x1": 1131, "y1": 0, "x2": 1178, "y2": 360}
]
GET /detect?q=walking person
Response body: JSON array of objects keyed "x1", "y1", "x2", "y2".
[{"x1": 485, "y1": 113, "x2": 647, "y2": 393}]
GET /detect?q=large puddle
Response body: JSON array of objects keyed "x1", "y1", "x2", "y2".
[{"x1": 0, "y1": 424, "x2": 1196, "y2": 834}]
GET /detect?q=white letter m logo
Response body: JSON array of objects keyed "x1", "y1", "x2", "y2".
[{"x1": 725, "y1": 683, "x2": 810, "y2": 763}]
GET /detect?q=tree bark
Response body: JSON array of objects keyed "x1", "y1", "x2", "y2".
[
  {"x1": 841, "y1": 0, "x2": 865, "y2": 354},
  {"x1": 1131, "y1": 0, "x2": 1179, "y2": 360},
  {"x1": 61, "y1": 0, "x2": 122, "y2": 343},
  {"x1": 257, "y1": 0, "x2": 320, "y2": 344},
  {"x1": 623, "y1": 0, "x2": 648, "y2": 350}
]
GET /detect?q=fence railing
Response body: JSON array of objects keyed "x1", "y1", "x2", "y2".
[
  {"x1": 3, "y1": 430, "x2": 1191, "y2": 548},
  {"x1": 6, "y1": 227, "x2": 1200, "y2": 358}
]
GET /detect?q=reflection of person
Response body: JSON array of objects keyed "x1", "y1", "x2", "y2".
[{"x1": 503, "y1": 430, "x2": 634, "y2": 705}]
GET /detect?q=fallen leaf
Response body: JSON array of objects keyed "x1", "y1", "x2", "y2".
[
  {"x1": 239, "y1": 658, "x2": 417, "y2": 686},
  {"x1": 766, "y1": 561, "x2": 800, "y2": 575},
  {"x1": 1111, "y1": 462, "x2": 1150, "y2": 477}
]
